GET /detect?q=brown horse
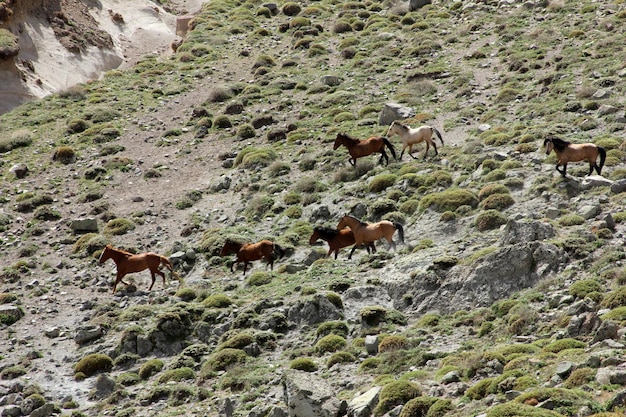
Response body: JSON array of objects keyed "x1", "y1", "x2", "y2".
[
  {"x1": 309, "y1": 226, "x2": 376, "y2": 259},
  {"x1": 337, "y1": 215, "x2": 405, "y2": 260},
  {"x1": 386, "y1": 120, "x2": 444, "y2": 159},
  {"x1": 220, "y1": 239, "x2": 286, "y2": 275},
  {"x1": 543, "y1": 136, "x2": 606, "y2": 177},
  {"x1": 98, "y1": 244, "x2": 181, "y2": 294},
  {"x1": 333, "y1": 132, "x2": 397, "y2": 166}
]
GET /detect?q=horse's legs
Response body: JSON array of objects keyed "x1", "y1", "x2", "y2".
[
  {"x1": 423, "y1": 142, "x2": 430, "y2": 159},
  {"x1": 555, "y1": 163, "x2": 566, "y2": 177},
  {"x1": 432, "y1": 142, "x2": 438, "y2": 156},
  {"x1": 349, "y1": 158, "x2": 356, "y2": 167},
  {"x1": 113, "y1": 271, "x2": 130, "y2": 294},
  {"x1": 380, "y1": 149, "x2": 389, "y2": 165},
  {"x1": 348, "y1": 245, "x2": 357, "y2": 260},
  {"x1": 149, "y1": 269, "x2": 165, "y2": 291}
]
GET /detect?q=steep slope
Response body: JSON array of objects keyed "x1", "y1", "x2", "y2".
[{"x1": 0, "y1": 1, "x2": 626, "y2": 417}]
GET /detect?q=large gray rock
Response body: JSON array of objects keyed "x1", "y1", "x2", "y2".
[
  {"x1": 70, "y1": 218, "x2": 98, "y2": 233},
  {"x1": 287, "y1": 294, "x2": 343, "y2": 325},
  {"x1": 388, "y1": 242, "x2": 568, "y2": 314},
  {"x1": 348, "y1": 386, "x2": 381, "y2": 417},
  {"x1": 499, "y1": 220, "x2": 556, "y2": 245},
  {"x1": 283, "y1": 370, "x2": 347, "y2": 417},
  {"x1": 409, "y1": 0, "x2": 432, "y2": 11},
  {"x1": 378, "y1": 103, "x2": 414, "y2": 126},
  {"x1": 74, "y1": 325, "x2": 105, "y2": 345},
  {"x1": 0, "y1": 305, "x2": 23, "y2": 324}
]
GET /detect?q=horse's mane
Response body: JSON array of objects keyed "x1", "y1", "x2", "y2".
[
  {"x1": 393, "y1": 121, "x2": 409, "y2": 131},
  {"x1": 106, "y1": 245, "x2": 136, "y2": 256},
  {"x1": 546, "y1": 136, "x2": 570, "y2": 151},
  {"x1": 345, "y1": 215, "x2": 367, "y2": 226},
  {"x1": 338, "y1": 132, "x2": 359, "y2": 142},
  {"x1": 314, "y1": 226, "x2": 339, "y2": 239}
]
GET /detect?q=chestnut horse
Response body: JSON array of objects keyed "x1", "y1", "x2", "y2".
[
  {"x1": 337, "y1": 215, "x2": 405, "y2": 260},
  {"x1": 309, "y1": 226, "x2": 376, "y2": 259},
  {"x1": 98, "y1": 244, "x2": 180, "y2": 294},
  {"x1": 220, "y1": 239, "x2": 286, "y2": 275},
  {"x1": 386, "y1": 120, "x2": 444, "y2": 159},
  {"x1": 543, "y1": 136, "x2": 606, "y2": 177},
  {"x1": 333, "y1": 132, "x2": 397, "y2": 166}
]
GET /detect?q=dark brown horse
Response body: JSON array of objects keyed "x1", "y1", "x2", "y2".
[
  {"x1": 98, "y1": 244, "x2": 180, "y2": 294},
  {"x1": 309, "y1": 226, "x2": 376, "y2": 259},
  {"x1": 333, "y1": 132, "x2": 397, "y2": 166},
  {"x1": 337, "y1": 215, "x2": 405, "y2": 260},
  {"x1": 544, "y1": 136, "x2": 606, "y2": 177},
  {"x1": 220, "y1": 239, "x2": 286, "y2": 275}
]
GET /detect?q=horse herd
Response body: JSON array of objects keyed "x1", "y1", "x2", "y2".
[{"x1": 98, "y1": 121, "x2": 607, "y2": 293}]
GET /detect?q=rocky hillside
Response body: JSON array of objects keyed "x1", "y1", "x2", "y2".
[{"x1": 1, "y1": 0, "x2": 626, "y2": 417}]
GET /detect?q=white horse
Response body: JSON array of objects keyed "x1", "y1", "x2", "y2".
[{"x1": 386, "y1": 120, "x2": 444, "y2": 159}]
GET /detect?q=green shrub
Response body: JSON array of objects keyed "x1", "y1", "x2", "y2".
[
  {"x1": 476, "y1": 210, "x2": 507, "y2": 231},
  {"x1": 427, "y1": 399, "x2": 453, "y2": 417},
  {"x1": 158, "y1": 367, "x2": 195, "y2": 383},
  {"x1": 74, "y1": 354, "x2": 113, "y2": 377},
  {"x1": 203, "y1": 348, "x2": 247, "y2": 372},
  {"x1": 569, "y1": 279, "x2": 603, "y2": 299},
  {"x1": 399, "y1": 396, "x2": 439, "y2": 417},
  {"x1": 315, "y1": 334, "x2": 347, "y2": 354},
  {"x1": 466, "y1": 378, "x2": 494, "y2": 400},
  {"x1": 234, "y1": 146, "x2": 277, "y2": 169},
  {"x1": 219, "y1": 333, "x2": 254, "y2": 350},
  {"x1": 316, "y1": 321, "x2": 349, "y2": 338},
  {"x1": 0, "y1": 129, "x2": 32, "y2": 153},
  {"x1": 478, "y1": 184, "x2": 510, "y2": 201},
  {"x1": 0, "y1": 293, "x2": 17, "y2": 304},
  {"x1": 213, "y1": 115, "x2": 232, "y2": 128},
  {"x1": 117, "y1": 372, "x2": 140, "y2": 386},
  {"x1": 369, "y1": 174, "x2": 397, "y2": 192},
  {"x1": 564, "y1": 367, "x2": 595, "y2": 388},
  {"x1": 378, "y1": 335, "x2": 409, "y2": 353},
  {"x1": 325, "y1": 291, "x2": 343, "y2": 309},
  {"x1": 374, "y1": 380, "x2": 422, "y2": 416},
  {"x1": 0, "y1": 366, "x2": 27, "y2": 379},
  {"x1": 289, "y1": 357, "x2": 318, "y2": 372},
  {"x1": 542, "y1": 338, "x2": 586, "y2": 353},
  {"x1": 479, "y1": 193, "x2": 514, "y2": 210},
  {"x1": 601, "y1": 287, "x2": 626, "y2": 309},
  {"x1": 203, "y1": 293, "x2": 233, "y2": 308},
  {"x1": 176, "y1": 287, "x2": 196, "y2": 301},
  {"x1": 417, "y1": 313, "x2": 441, "y2": 327},
  {"x1": 360, "y1": 306, "x2": 388, "y2": 326},
  {"x1": 247, "y1": 272, "x2": 272, "y2": 286},
  {"x1": 237, "y1": 123, "x2": 256, "y2": 139},
  {"x1": 558, "y1": 214, "x2": 585, "y2": 226},
  {"x1": 327, "y1": 351, "x2": 356, "y2": 368},
  {"x1": 67, "y1": 118, "x2": 91, "y2": 133},
  {"x1": 420, "y1": 189, "x2": 478, "y2": 212},
  {"x1": 52, "y1": 146, "x2": 77, "y2": 164},
  {"x1": 103, "y1": 218, "x2": 135, "y2": 235},
  {"x1": 138, "y1": 359, "x2": 164, "y2": 380},
  {"x1": 486, "y1": 402, "x2": 563, "y2": 417}
]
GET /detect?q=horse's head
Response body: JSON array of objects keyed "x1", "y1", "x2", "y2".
[
  {"x1": 98, "y1": 244, "x2": 112, "y2": 264},
  {"x1": 386, "y1": 121, "x2": 401, "y2": 137},
  {"x1": 220, "y1": 239, "x2": 240, "y2": 256},
  {"x1": 337, "y1": 215, "x2": 351, "y2": 230},
  {"x1": 333, "y1": 133, "x2": 345, "y2": 150},
  {"x1": 309, "y1": 228, "x2": 320, "y2": 245},
  {"x1": 543, "y1": 137, "x2": 554, "y2": 155}
]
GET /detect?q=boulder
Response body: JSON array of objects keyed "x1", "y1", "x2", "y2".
[
  {"x1": 378, "y1": 103, "x2": 414, "y2": 126},
  {"x1": 347, "y1": 386, "x2": 380, "y2": 417},
  {"x1": 283, "y1": 370, "x2": 347, "y2": 417},
  {"x1": 74, "y1": 325, "x2": 105, "y2": 345},
  {"x1": 9, "y1": 163, "x2": 28, "y2": 179},
  {"x1": 610, "y1": 179, "x2": 626, "y2": 194},
  {"x1": 0, "y1": 305, "x2": 23, "y2": 324},
  {"x1": 70, "y1": 218, "x2": 98, "y2": 233},
  {"x1": 499, "y1": 220, "x2": 556, "y2": 245},
  {"x1": 287, "y1": 294, "x2": 343, "y2": 325},
  {"x1": 388, "y1": 242, "x2": 568, "y2": 314},
  {"x1": 409, "y1": 0, "x2": 432, "y2": 11}
]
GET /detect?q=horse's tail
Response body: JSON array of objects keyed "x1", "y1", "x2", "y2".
[
  {"x1": 272, "y1": 243, "x2": 286, "y2": 260},
  {"x1": 597, "y1": 145, "x2": 606, "y2": 173},
  {"x1": 382, "y1": 137, "x2": 397, "y2": 161},
  {"x1": 432, "y1": 127, "x2": 444, "y2": 146},
  {"x1": 393, "y1": 222, "x2": 405, "y2": 244},
  {"x1": 160, "y1": 256, "x2": 181, "y2": 282}
]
